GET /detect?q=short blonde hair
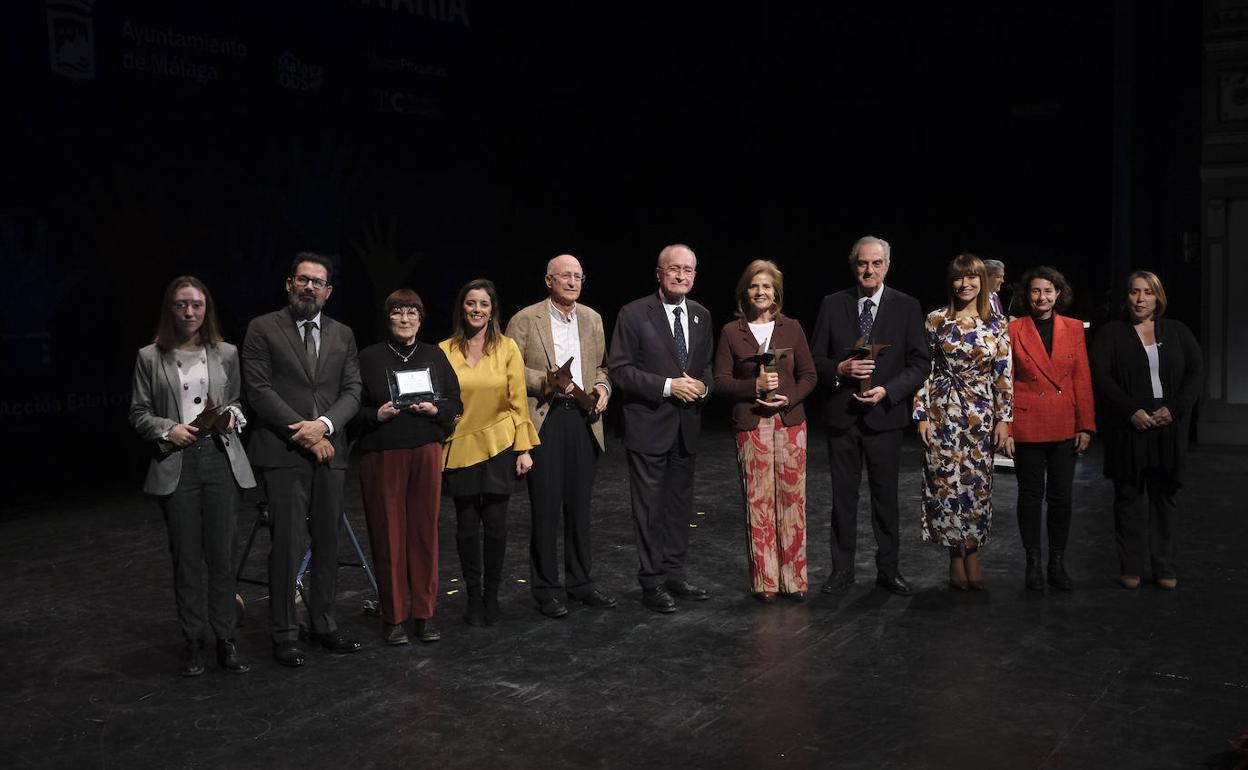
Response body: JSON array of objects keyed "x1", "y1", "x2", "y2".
[
  {"x1": 734, "y1": 260, "x2": 784, "y2": 317},
  {"x1": 1126, "y1": 270, "x2": 1167, "y2": 317}
]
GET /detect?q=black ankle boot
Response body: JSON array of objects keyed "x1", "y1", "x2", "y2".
[
  {"x1": 1048, "y1": 549, "x2": 1073, "y2": 590},
  {"x1": 216, "y1": 638, "x2": 251, "y2": 674},
  {"x1": 181, "y1": 639, "x2": 206, "y2": 677},
  {"x1": 464, "y1": 587, "x2": 485, "y2": 626},
  {"x1": 1025, "y1": 549, "x2": 1045, "y2": 591},
  {"x1": 483, "y1": 583, "x2": 501, "y2": 625}
]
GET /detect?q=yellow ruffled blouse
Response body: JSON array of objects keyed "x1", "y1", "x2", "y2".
[{"x1": 439, "y1": 335, "x2": 540, "y2": 470}]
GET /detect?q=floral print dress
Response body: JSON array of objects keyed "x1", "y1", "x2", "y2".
[{"x1": 912, "y1": 310, "x2": 1013, "y2": 549}]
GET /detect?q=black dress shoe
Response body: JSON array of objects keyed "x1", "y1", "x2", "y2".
[
  {"x1": 578, "y1": 589, "x2": 618, "y2": 609},
  {"x1": 307, "y1": 631, "x2": 362, "y2": 654},
  {"x1": 642, "y1": 586, "x2": 677, "y2": 613},
  {"x1": 821, "y1": 570, "x2": 856, "y2": 593},
  {"x1": 538, "y1": 597, "x2": 569, "y2": 619},
  {"x1": 664, "y1": 579, "x2": 710, "y2": 600},
  {"x1": 414, "y1": 619, "x2": 441, "y2": 642},
  {"x1": 215, "y1": 639, "x2": 250, "y2": 674},
  {"x1": 876, "y1": 572, "x2": 915, "y2": 596},
  {"x1": 383, "y1": 624, "x2": 410, "y2": 646},
  {"x1": 181, "y1": 640, "x2": 205, "y2": 677},
  {"x1": 273, "y1": 640, "x2": 306, "y2": 668}
]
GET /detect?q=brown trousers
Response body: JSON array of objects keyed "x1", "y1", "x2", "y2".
[{"x1": 359, "y1": 443, "x2": 443, "y2": 623}]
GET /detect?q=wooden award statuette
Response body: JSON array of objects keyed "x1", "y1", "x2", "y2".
[
  {"x1": 752, "y1": 340, "x2": 791, "y2": 400},
  {"x1": 188, "y1": 395, "x2": 233, "y2": 435},
  {"x1": 547, "y1": 357, "x2": 600, "y2": 413},
  {"x1": 850, "y1": 336, "x2": 890, "y2": 394}
]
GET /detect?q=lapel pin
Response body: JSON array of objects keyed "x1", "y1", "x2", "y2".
[{"x1": 693, "y1": 316, "x2": 700, "y2": 324}]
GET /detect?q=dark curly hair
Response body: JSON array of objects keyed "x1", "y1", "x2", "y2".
[{"x1": 1018, "y1": 265, "x2": 1073, "y2": 313}]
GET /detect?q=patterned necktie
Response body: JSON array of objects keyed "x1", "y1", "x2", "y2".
[
  {"x1": 303, "y1": 320, "x2": 318, "y2": 372},
  {"x1": 858, "y1": 298, "x2": 875, "y2": 339},
  {"x1": 672, "y1": 307, "x2": 689, "y2": 371}
]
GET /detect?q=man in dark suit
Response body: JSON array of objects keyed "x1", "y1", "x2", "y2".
[
  {"x1": 506, "y1": 254, "x2": 618, "y2": 619},
  {"x1": 810, "y1": 235, "x2": 930, "y2": 596},
  {"x1": 242, "y1": 252, "x2": 363, "y2": 666},
  {"x1": 608, "y1": 244, "x2": 714, "y2": 613}
]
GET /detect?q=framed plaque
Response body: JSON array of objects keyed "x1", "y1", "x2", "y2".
[{"x1": 389, "y1": 366, "x2": 436, "y2": 407}]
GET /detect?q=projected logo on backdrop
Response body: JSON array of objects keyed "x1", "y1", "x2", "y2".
[
  {"x1": 46, "y1": 0, "x2": 96, "y2": 80},
  {"x1": 278, "y1": 51, "x2": 324, "y2": 91}
]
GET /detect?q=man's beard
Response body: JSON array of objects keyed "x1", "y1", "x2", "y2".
[{"x1": 289, "y1": 291, "x2": 323, "y2": 320}]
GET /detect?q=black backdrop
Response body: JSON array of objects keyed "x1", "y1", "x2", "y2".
[{"x1": 2, "y1": 1, "x2": 1198, "y2": 499}]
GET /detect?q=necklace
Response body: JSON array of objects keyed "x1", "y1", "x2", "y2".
[{"x1": 388, "y1": 342, "x2": 418, "y2": 363}]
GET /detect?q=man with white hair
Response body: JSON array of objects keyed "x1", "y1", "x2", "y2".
[
  {"x1": 608, "y1": 244, "x2": 714, "y2": 613},
  {"x1": 506, "y1": 254, "x2": 617, "y2": 619},
  {"x1": 810, "y1": 235, "x2": 930, "y2": 596}
]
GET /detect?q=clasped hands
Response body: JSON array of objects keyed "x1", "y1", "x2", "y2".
[
  {"x1": 288, "y1": 419, "x2": 334, "y2": 463},
  {"x1": 670, "y1": 373, "x2": 705, "y2": 403},
  {"x1": 1131, "y1": 406, "x2": 1173, "y2": 431}
]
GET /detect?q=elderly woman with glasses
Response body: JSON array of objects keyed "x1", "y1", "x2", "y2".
[{"x1": 354, "y1": 289, "x2": 462, "y2": 645}]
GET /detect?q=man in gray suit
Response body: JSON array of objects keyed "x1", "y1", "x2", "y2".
[{"x1": 242, "y1": 252, "x2": 363, "y2": 666}]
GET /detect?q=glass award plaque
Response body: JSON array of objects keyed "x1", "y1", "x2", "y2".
[{"x1": 389, "y1": 366, "x2": 436, "y2": 408}]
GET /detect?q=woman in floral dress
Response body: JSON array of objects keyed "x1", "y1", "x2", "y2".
[{"x1": 914, "y1": 254, "x2": 1013, "y2": 590}]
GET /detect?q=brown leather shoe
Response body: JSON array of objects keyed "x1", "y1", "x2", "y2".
[
  {"x1": 1118, "y1": 574, "x2": 1142, "y2": 589},
  {"x1": 754, "y1": 591, "x2": 777, "y2": 603},
  {"x1": 1155, "y1": 576, "x2": 1177, "y2": 590}
]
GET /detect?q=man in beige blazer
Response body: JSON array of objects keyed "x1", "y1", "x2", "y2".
[{"x1": 505, "y1": 254, "x2": 617, "y2": 618}]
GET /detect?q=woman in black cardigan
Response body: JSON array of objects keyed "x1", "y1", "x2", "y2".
[
  {"x1": 354, "y1": 289, "x2": 462, "y2": 644},
  {"x1": 1090, "y1": 271, "x2": 1202, "y2": 590}
]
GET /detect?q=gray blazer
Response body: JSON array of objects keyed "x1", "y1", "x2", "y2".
[
  {"x1": 128, "y1": 342, "x2": 257, "y2": 496},
  {"x1": 240, "y1": 306, "x2": 361, "y2": 470}
]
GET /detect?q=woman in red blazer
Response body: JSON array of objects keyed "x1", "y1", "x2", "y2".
[
  {"x1": 713, "y1": 260, "x2": 817, "y2": 601},
  {"x1": 1005, "y1": 266, "x2": 1095, "y2": 592}
]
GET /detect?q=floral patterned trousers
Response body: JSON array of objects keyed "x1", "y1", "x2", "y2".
[{"x1": 734, "y1": 416, "x2": 808, "y2": 594}]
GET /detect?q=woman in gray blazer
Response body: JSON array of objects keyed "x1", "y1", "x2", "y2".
[{"x1": 129, "y1": 276, "x2": 256, "y2": 676}]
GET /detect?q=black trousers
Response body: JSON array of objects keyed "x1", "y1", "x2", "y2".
[
  {"x1": 160, "y1": 438, "x2": 240, "y2": 642},
  {"x1": 1113, "y1": 473, "x2": 1179, "y2": 579},
  {"x1": 454, "y1": 494, "x2": 509, "y2": 591},
  {"x1": 527, "y1": 403, "x2": 600, "y2": 602},
  {"x1": 261, "y1": 461, "x2": 345, "y2": 643},
  {"x1": 1014, "y1": 439, "x2": 1077, "y2": 552},
  {"x1": 626, "y1": 437, "x2": 696, "y2": 589},
  {"x1": 826, "y1": 423, "x2": 903, "y2": 577}
]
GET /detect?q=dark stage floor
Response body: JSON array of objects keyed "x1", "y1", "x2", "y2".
[{"x1": 2, "y1": 426, "x2": 1246, "y2": 769}]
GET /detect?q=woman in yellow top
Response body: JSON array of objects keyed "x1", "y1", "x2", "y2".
[{"x1": 440, "y1": 278, "x2": 540, "y2": 626}]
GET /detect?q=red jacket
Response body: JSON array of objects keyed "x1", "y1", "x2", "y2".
[{"x1": 1008, "y1": 313, "x2": 1096, "y2": 443}]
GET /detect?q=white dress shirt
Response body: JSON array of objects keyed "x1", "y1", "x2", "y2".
[
  {"x1": 295, "y1": 312, "x2": 334, "y2": 435},
  {"x1": 857, "y1": 284, "x2": 885, "y2": 323},
  {"x1": 659, "y1": 295, "x2": 703, "y2": 399},
  {"x1": 549, "y1": 300, "x2": 585, "y2": 391}
]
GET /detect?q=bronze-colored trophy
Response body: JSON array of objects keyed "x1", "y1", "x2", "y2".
[
  {"x1": 850, "y1": 336, "x2": 890, "y2": 394},
  {"x1": 188, "y1": 395, "x2": 234, "y2": 435},
  {"x1": 547, "y1": 357, "x2": 600, "y2": 413},
  {"x1": 752, "y1": 340, "x2": 791, "y2": 401}
]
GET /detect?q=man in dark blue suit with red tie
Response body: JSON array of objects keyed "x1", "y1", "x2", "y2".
[
  {"x1": 608, "y1": 244, "x2": 715, "y2": 613},
  {"x1": 810, "y1": 236, "x2": 930, "y2": 596}
]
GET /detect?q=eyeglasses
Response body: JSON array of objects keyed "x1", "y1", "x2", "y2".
[
  {"x1": 549, "y1": 272, "x2": 586, "y2": 283},
  {"x1": 663, "y1": 266, "x2": 696, "y2": 277},
  {"x1": 292, "y1": 274, "x2": 329, "y2": 289},
  {"x1": 172, "y1": 300, "x2": 205, "y2": 312},
  {"x1": 388, "y1": 308, "x2": 421, "y2": 320}
]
